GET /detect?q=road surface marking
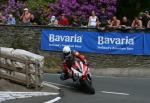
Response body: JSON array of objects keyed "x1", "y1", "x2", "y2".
[
  {"x1": 43, "y1": 81, "x2": 75, "y2": 89},
  {"x1": 101, "y1": 91, "x2": 130, "y2": 96},
  {"x1": 44, "y1": 97, "x2": 61, "y2": 103},
  {"x1": 43, "y1": 81, "x2": 61, "y2": 90},
  {"x1": 45, "y1": 73, "x2": 60, "y2": 76},
  {"x1": 0, "y1": 91, "x2": 59, "y2": 102}
]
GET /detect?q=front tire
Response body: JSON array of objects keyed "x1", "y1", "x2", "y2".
[{"x1": 80, "y1": 76, "x2": 95, "y2": 94}]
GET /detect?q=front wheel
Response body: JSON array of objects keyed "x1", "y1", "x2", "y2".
[{"x1": 80, "y1": 76, "x2": 95, "y2": 94}]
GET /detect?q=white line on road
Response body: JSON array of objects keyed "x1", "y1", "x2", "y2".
[
  {"x1": 45, "y1": 73, "x2": 60, "y2": 76},
  {"x1": 101, "y1": 91, "x2": 130, "y2": 96},
  {"x1": 0, "y1": 92, "x2": 59, "y2": 95},
  {"x1": 43, "y1": 81, "x2": 61, "y2": 90},
  {"x1": 44, "y1": 81, "x2": 75, "y2": 89},
  {"x1": 44, "y1": 97, "x2": 61, "y2": 103},
  {"x1": 0, "y1": 91, "x2": 59, "y2": 102}
]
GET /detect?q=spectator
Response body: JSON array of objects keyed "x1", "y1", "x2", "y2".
[
  {"x1": 48, "y1": 16, "x2": 58, "y2": 26},
  {"x1": 70, "y1": 14, "x2": 80, "y2": 27},
  {"x1": 20, "y1": 8, "x2": 34, "y2": 25},
  {"x1": 88, "y1": 10, "x2": 98, "y2": 27},
  {"x1": 0, "y1": 12, "x2": 6, "y2": 24},
  {"x1": 142, "y1": 11, "x2": 150, "y2": 27},
  {"x1": 7, "y1": 14, "x2": 16, "y2": 25},
  {"x1": 131, "y1": 17, "x2": 143, "y2": 29},
  {"x1": 108, "y1": 16, "x2": 120, "y2": 29},
  {"x1": 144, "y1": 11, "x2": 150, "y2": 18},
  {"x1": 120, "y1": 16, "x2": 130, "y2": 28},
  {"x1": 147, "y1": 20, "x2": 150, "y2": 29},
  {"x1": 98, "y1": 8, "x2": 109, "y2": 27},
  {"x1": 58, "y1": 14, "x2": 69, "y2": 26},
  {"x1": 80, "y1": 15, "x2": 88, "y2": 27}
]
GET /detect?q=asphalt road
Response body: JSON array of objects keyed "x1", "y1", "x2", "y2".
[{"x1": 43, "y1": 73, "x2": 150, "y2": 103}]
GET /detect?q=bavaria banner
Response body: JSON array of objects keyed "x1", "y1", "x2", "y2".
[
  {"x1": 144, "y1": 34, "x2": 150, "y2": 55},
  {"x1": 41, "y1": 30, "x2": 146, "y2": 55}
]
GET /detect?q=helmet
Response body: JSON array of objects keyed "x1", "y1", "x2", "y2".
[{"x1": 63, "y1": 46, "x2": 71, "y2": 57}]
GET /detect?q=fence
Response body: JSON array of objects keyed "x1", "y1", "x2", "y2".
[{"x1": 0, "y1": 49, "x2": 44, "y2": 89}]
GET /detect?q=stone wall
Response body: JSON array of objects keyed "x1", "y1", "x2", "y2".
[{"x1": 1, "y1": 25, "x2": 150, "y2": 77}]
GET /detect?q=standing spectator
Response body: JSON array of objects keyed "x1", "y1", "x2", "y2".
[
  {"x1": 80, "y1": 15, "x2": 88, "y2": 27},
  {"x1": 48, "y1": 16, "x2": 58, "y2": 26},
  {"x1": 7, "y1": 14, "x2": 16, "y2": 25},
  {"x1": 70, "y1": 14, "x2": 80, "y2": 27},
  {"x1": 88, "y1": 10, "x2": 98, "y2": 27},
  {"x1": 108, "y1": 16, "x2": 120, "y2": 28},
  {"x1": 142, "y1": 11, "x2": 150, "y2": 27},
  {"x1": 131, "y1": 17, "x2": 143, "y2": 29},
  {"x1": 98, "y1": 8, "x2": 109, "y2": 27},
  {"x1": 144, "y1": 11, "x2": 150, "y2": 18},
  {"x1": 147, "y1": 20, "x2": 150, "y2": 29},
  {"x1": 20, "y1": 8, "x2": 34, "y2": 25},
  {"x1": 0, "y1": 12, "x2": 6, "y2": 24},
  {"x1": 58, "y1": 14, "x2": 69, "y2": 26},
  {"x1": 120, "y1": 16, "x2": 130, "y2": 28}
]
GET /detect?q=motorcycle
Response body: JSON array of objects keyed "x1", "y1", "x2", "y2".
[{"x1": 70, "y1": 58, "x2": 95, "y2": 94}]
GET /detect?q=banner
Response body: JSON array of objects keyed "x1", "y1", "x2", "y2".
[
  {"x1": 41, "y1": 30, "x2": 147, "y2": 55},
  {"x1": 144, "y1": 34, "x2": 150, "y2": 55}
]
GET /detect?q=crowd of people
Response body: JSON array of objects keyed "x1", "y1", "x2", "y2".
[
  {"x1": 0, "y1": 7, "x2": 150, "y2": 30},
  {"x1": 0, "y1": 8, "x2": 35, "y2": 25}
]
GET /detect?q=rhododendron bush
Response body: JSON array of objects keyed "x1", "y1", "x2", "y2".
[
  {"x1": 0, "y1": 0, "x2": 25, "y2": 17},
  {"x1": 49, "y1": 0, "x2": 117, "y2": 17}
]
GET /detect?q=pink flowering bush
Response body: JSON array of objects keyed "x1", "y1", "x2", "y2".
[
  {"x1": 0, "y1": 0, "x2": 25, "y2": 17},
  {"x1": 49, "y1": 0, "x2": 117, "y2": 17}
]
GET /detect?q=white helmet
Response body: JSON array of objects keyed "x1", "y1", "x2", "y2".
[{"x1": 63, "y1": 46, "x2": 71, "y2": 57}]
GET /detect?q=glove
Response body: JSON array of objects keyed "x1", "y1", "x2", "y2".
[{"x1": 83, "y1": 60, "x2": 89, "y2": 66}]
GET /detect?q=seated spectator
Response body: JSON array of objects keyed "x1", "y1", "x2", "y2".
[
  {"x1": 20, "y1": 8, "x2": 34, "y2": 25},
  {"x1": 58, "y1": 14, "x2": 69, "y2": 26},
  {"x1": 108, "y1": 16, "x2": 120, "y2": 29},
  {"x1": 0, "y1": 12, "x2": 6, "y2": 24},
  {"x1": 7, "y1": 14, "x2": 16, "y2": 25},
  {"x1": 98, "y1": 8, "x2": 109, "y2": 27},
  {"x1": 48, "y1": 16, "x2": 58, "y2": 26},
  {"x1": 88, "y1": 10, "x2": 98, "y2": 27},
  {"x1": 131, "y1": 17, "x2": 143, "y2": 29},
  {"x1": 120, "y1": 16, "x2": 130, "y2": 28},
  {"x1": 147, "y1": 19, "x2": 150, "y2": 29}
]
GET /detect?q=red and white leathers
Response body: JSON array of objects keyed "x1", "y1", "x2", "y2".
[{"x1": 61, "y1": 51, "x2": 87, "y2": 80}]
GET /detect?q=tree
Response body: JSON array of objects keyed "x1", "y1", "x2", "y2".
[{"x1": 117, "y1": 0, "x2": 150, "y2": 19}]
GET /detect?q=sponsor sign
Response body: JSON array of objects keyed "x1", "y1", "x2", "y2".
[{"x1": 41, "y1": 30, "x2": 148, "y2": 55}]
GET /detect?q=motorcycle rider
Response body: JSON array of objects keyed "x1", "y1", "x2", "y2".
[{"x1": 60, "y1": 46, "x2": 87, "y2": 81}]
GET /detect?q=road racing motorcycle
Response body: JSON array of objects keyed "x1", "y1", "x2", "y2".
[{"x1": 67, "y1": 58, "x2": 95, "y2": 94}]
